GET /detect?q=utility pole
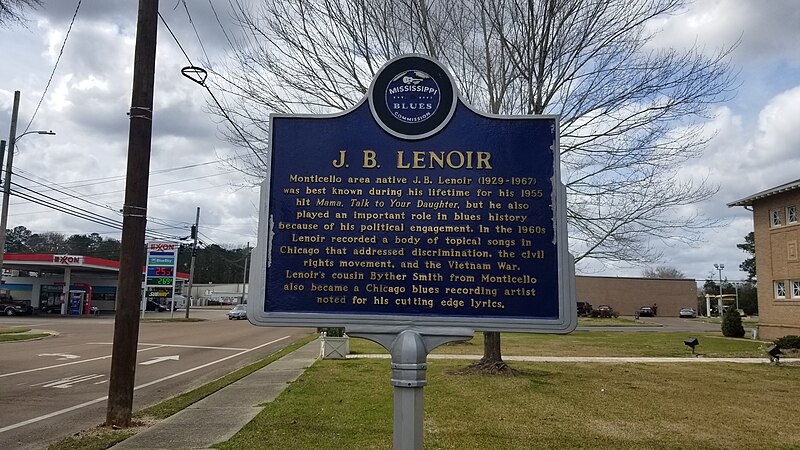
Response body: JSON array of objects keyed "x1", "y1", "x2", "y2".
[
  {"x1": 241, "y1": 241, "x2": 249, "y2": 304},
  {"x1": 106, "y1": 0, "x2": 159, "y2": 428},
  {"x1": 0, "y1": 91, "x2": 20, "y2": 277},
  {"x1": 185, "y1": 207, "x2": 199, "y2": 319}
]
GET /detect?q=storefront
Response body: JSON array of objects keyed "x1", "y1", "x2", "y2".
[{"x1": 1, "y1": 254, "x2": 189, "y2": 314}]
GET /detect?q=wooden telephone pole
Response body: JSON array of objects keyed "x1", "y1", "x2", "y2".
[{"x1": 106, "y1": 0, "x2": 159, "y2": 427}]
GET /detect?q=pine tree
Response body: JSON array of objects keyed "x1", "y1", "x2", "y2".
[{"x1": 722, "y1": 306, "x2": 745, "y2": 338}]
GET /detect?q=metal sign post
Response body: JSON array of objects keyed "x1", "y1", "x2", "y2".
[
  {"x1": 247, "y1": 54, "x2": 576, "y2": 449},
  {"x1": 348, "y1": 327, "x2": 473, "y2": 450}
]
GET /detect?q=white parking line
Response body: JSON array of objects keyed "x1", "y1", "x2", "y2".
[
  {"x1": 0, "y1": 346, "x2": 165, "y2": 379},
  {"x1": 0, "y1": 336, "x2": 290, "y2": 434}
]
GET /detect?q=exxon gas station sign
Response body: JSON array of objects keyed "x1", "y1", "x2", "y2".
[{"x1": 53, "y1": 255, "x2": 85, "y2": 265}]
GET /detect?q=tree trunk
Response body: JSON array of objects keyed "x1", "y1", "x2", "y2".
[{"x1": 459, "y1": 331, "x2": 517, "y2": 375}]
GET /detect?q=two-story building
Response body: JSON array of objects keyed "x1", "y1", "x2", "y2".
[{"x1": 729, "y1": 178, "x2": 800, "y2": 340}]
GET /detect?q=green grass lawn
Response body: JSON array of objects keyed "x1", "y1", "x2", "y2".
[
  {"x1": 215, "y1": 358, "x2": 800, "y2": 450},
  {"x1": 350, "y1": 331, "x2": 770, "y2": 358}
]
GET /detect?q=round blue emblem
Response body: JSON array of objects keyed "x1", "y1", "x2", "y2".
[
  {"x1": 385, "y1": 70, "x2": 441, "y2": 124},
  {"x1": 369, "y1": 55, "x2": 457, "y2": 140}
]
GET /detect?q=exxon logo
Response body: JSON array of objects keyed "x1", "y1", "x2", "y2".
[
  {"x1": 149, "y1": 243, "x2": 177, "y2": 252},
  {"x1": 53, "y1": 255, "x2": 84, "y2": 265}
]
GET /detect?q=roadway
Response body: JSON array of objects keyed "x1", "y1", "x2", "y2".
[
  {"x1": 577, "y1": 316, "x2": 732, "y2": 332},
  {"x1": 0, "y1": 309, "x2": 313, "y2": 450}
]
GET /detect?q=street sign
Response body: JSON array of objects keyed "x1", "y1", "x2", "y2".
[{"x1": 248, "y1": 55, "x2": 576, "y2": 333}]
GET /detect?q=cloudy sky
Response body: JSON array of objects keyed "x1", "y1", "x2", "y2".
[{"x1": 0, "y1": 0, "x2": 798, "y2": 284}]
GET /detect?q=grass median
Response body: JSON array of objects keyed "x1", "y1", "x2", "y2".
[
  {"x1": 0, "y1": 326, "x2": 50, "y2": 342},
  {"x1": 216, "y1": 357, "x2": 800, "y2": 449}
]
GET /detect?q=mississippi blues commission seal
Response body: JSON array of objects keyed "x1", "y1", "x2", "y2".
[
  {"x1": 386, "y1": 70, "x2": 440, "y2": 123},
  {"x1": 369, "y1": 55, "x2": 457, "y2": 140}
]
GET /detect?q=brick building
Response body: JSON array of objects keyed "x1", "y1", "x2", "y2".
[
  {"x1": 729, "y1": 178, "x2": 800, "y2": 340},
  {"x1": 575, "y1": 276, "x2": 697, "y2": 317}
]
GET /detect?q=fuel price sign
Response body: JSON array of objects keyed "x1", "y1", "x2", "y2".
[{"x1": 145, "y1": 242, "x2": 178, "y2": 303}]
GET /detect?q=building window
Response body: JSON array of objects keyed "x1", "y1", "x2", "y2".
[
  {"x1": 771, "y1": 209, "x2": 782, "y2": 227},
  {"x1": 788, "y1": 205, "x2": 797, "y2": 224},
  {"x1": 775, "y1": 280, "x2": 786, "y2": 299},
  {"x1": 793, "y1": 280, "x2": 800, "y2": 299}
]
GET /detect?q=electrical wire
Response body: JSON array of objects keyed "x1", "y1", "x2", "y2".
[
  {"x1": 209, "y1": 0, "x2": 235, "y2": 49},
  {"x1": 10, "y1": 183, "x2": 183, "y2": 242},
  {"x1": 157, "y1": 11, "x2": 267, "y2": 167},
  {"x1": 182, "y1": 0, "x2": 211, "y2": 64},
  {"x1": 23, "y1": 0, "x2": 82, "y2": 134},
  {"x1": 8, "y1": 154, "x2": 243, "y2": 192}
]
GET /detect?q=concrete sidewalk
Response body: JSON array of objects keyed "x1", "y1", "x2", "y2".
[{"x1": 112, "y1": 340, "x2": 320, "y2": 449}]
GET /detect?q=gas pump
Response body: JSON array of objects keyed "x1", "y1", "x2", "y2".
[{"x1": 67, "y1": 290, "x2": 86, "y2": 315}]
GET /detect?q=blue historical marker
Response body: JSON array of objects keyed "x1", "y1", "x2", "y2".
[{"x1": 249, "y1": 55, "x2": 576, "y2": 333}]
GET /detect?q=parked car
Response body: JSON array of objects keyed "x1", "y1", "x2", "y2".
[
  {"x1": 1, "y1": 298, "x2": 33, "y2": 316},
  {"x1": 40, "y1": 303, "x2": 62, "y2": 314},
  {"x1": 679, "y1": 307, "x2": 698, "y2": 318},
  {"x1": 591, "y1": 304, "x2": 619, "y2": 318},
  {"x1": 577, "y1": 301, "x2": 593, "y2": 317},
  {"x1": 145, "y1": 300, "x2": 166, "y2": 312},
  {"x1": 227, "y1": 304, "x2": 247, "y2": 320},
  {"x1": 638, "y1": 306, "x2": 656, "y2": 317}
]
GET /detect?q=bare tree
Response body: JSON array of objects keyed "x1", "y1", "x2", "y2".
[
  {"x1": 210, "y1": 0, "x2": 736, "y2": 373},
  {"x1": 0, "y1": 0, "x2": 41, "y2": 27},
  {"x1": 642, "y1": 266, "x2": 686, "y2": 279}
]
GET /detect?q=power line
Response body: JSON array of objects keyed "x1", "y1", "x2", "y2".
[
  {"x1": 208, "y1": 0, "x2": 235, "y2": 49},
  {"x1": 182, "y1": 0, "x2": 211, "y2": 63},
  {"x1": 23, "y1": 0, "x2": 82, "y2": 134},
  {"x1": 9, "y1": 183, "x2": 182, "y2": 242},
  {"x1": 9, "y1": 169, "x2": 232, "y2": 205},
  {"x1": 7, "y1": 152, "x2": 242, "y2": 191},
  {"x1": 157, "y1": 11, "x2": 268, "y2": 167}
]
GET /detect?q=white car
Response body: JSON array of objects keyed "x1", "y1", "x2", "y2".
[
  {"x1": 227, "y1": 304, "x2": 247, "y2": 320},
  {"x1": 679, "y1": 307, "x2": 697, "y2": 318}
]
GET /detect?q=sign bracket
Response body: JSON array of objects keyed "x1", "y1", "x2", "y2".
[{"x1": 348, "y1": 326, "x2": 474, "y2": 450}]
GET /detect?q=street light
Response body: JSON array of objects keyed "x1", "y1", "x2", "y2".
[
  {"x1": 0, "y1": 91, "x2": 56, "y2": 281},
  {"x1": 714, "y1": 263, "x2": 724, "y2": 316}
]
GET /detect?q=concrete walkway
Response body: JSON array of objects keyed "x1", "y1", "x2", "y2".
[{"x1": 112, "y1": 340, "x2": 320, "y2": 450}]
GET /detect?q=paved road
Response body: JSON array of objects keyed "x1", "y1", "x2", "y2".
[
  {"x1": 577, "y1": 316, "x2": 744, "y2": 333},
  {"x1": 0, "y1": 309, "x2": 313, "y2": 450}
]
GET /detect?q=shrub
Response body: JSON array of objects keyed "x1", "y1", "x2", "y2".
[
  {"x1": 721, "y1": 307, "x2": 745, "y2": 338},
  {"x1": 774, "y1": 335, "x2": 800, "y2": 349},
  {"x1": 318, "y1": 327, "x2": 346, "y2": 337}
]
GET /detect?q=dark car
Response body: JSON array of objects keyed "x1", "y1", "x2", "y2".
[
  {"x1": 1, "y1": 298, "x2": 33, "y2": 316},
  {"x1": 591, "y1": 304, "x2": 619, "y2": 318},
  {"x1": 638, "y1": 306, "x2": 655, "y2": 317},
  {"x1": 145, "y1": 300, "x2": 167, "y2": 312},
  {"x1": 577, "y1": 301, "x2": 593, "y2": 317}
]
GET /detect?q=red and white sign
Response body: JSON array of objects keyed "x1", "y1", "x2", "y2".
[
  {"x1": 148, "y1": 243, "x2": 177, "y2": 252},
  {"x1": 53, "y1": 255, "x2": 85, "y2": 265}
]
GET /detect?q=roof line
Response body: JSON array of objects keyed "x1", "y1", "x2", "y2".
[{"x1": 727, "y1": 177, "x2": 800, "y2": 207}]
